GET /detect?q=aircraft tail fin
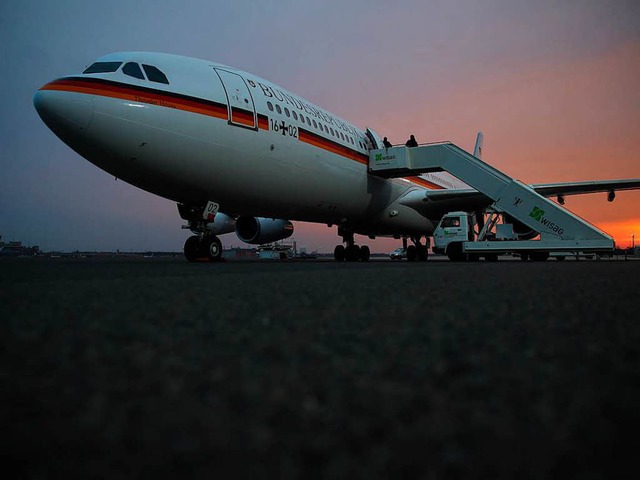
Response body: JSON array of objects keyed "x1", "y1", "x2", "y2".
[{"x1": 473, "y1": 131, "x2": 483, "y2": 159}]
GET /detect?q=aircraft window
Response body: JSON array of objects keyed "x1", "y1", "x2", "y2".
[
  {"x1": 142, "y1": 64, "x2": 169, "y2": 84},
  {"x1": 313, "y1": 120, "x2": 317, "y2": 128},
  {"x1": 83, "y1": 62, "x2": 122, "y2": 74},
  {"x1": 300, "y1": 115, "x2": 305, "y2": 124},
  {"x1": 285, "y1": 108, "x2": 290, "y2": 117},
  {"x1": 324, "y1": 125, "x2": 329, "y2": 133},
  {"x1": 123, "y1": 62, "x2": 145, "y2": 80},
  {"x1": 276, "y1": 104, "x2": 282, "y2": 114},
  {"x1": 330, "y1": 127, "x2": 334, "y2": 136},
  {"x1": 267, "y1": 101, "x2": 274, "y2": 111},
  {"x1": 340, "y1": 132, "x2": 345, "y2": 140},
  {"x1": 350, "y1": 137, "x2": 354, "y2": 144},
  {"x1": 292, "y1": 111, "x2": 298, "y2": 120}
]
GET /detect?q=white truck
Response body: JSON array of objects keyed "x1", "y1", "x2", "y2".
[{"x1": 432, "y1": 211, "x2": 553, "y2": 262}]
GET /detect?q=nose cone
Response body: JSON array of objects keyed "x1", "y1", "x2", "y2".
[{"x1": 34, "y1": 86, "x2": 95, "y2": 135}]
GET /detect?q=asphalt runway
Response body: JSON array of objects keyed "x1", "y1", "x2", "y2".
[{"x1": 2, "y1": 256, "x2": 639, "y2": 479}]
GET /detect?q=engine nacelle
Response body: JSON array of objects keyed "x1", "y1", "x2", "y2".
[{"x1": 235, "y1": 217, "x2": 294, "y2": 244}]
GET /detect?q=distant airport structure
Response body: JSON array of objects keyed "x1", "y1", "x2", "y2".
[{"x1": 0, "y1": 236, "x2": 39, "y2": 256}]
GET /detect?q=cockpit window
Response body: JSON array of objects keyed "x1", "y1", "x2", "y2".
[
  {"x1": 142, "y1": 64, "x2": 169, "y2": 84},
  {"x1": 123, "y1": 62, "x2": 145, "y2": 80},
  {"x1": 83, "y1": 62, "x2": 123, "y2": 74}
]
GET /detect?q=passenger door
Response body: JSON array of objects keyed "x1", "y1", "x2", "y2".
[{"x1": 214, "y1": 68, "x2": 257, "y2": 130}]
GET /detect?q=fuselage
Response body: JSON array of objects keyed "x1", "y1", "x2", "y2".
[{"x1": 34, "y1": 52, "x2": 466, "y2": 237}]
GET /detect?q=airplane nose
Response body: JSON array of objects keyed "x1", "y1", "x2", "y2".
[{"x1": 34, "y1": 86, "x2": 95, "y2": 133}]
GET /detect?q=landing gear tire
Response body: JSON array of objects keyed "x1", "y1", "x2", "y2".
[
  {"x1": 416, "y1": 244, "x2": 428, "y2": 262},
  {"x1": 204, "y1": 236, "x2": 222, "y2": 261},
  {"x1": 406, "y1": 245, "x2": 417, "y2": 262},
  {"x1": 485, "y1": 253, "x2": 498, "y2": 262},
  {"x1": 359, "y1": 245, "x2": 370, "y2": 262},
  {"x1": 334, "y1": 245, "x2": 346, "y2": 262},
  {"x1": 184, "y1": 235, "x2": 203, "y2": 262},
  {"x1": 184, "y1": 235, "x2": 222, "y2": 262},
  {"x1": 346, "y1": 244, "x2": 360, "y2": 262}
]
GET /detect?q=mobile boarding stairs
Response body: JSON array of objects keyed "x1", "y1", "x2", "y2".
[{"x1": 368, "y1": 142, "x2": 614, "y2": 254}]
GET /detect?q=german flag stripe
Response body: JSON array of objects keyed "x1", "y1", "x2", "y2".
[
  {"x1": 230, "y1": 106, "x2": 256, "y2": 127},
  {"x1": 257, "y1": 114, "x2": 269, "y2": 130},
  {"x1": 298, "y1": 127, "x2": 369, "y2": 165}
]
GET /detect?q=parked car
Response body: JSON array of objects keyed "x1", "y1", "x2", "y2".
[{"x1": 389, "y1": 247, "x2": 406, "y2": 260}]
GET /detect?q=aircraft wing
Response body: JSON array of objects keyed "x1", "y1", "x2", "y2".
[
  {"x1": 529, "y1": 179, "x2": 640, "y2": 196},
  {"x1": 399, "y1": 178, "x2": 640, "y2": 218}
]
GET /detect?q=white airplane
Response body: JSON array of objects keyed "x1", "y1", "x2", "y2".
[{"x1": 33, "y1": 52, "x2": 640, "y2": 262}]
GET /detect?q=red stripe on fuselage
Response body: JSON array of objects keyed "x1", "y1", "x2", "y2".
[
  {"x1": 39, "y1": 77, "x2": 268, "y2": 128},
  {"x1": 298, "y1": 128, "x2": 369, "y2": 165}
]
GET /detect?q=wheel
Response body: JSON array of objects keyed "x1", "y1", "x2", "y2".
[
  {"x1": 406, "y1": 245, "x2": 417, "y2": 262},
  {"x1": 446, "y1": 242, "x2": 465, "y2": 262},
  {"x1": 485, "y1": 253, "x2": 498, "y2": 262},
  {"x1": 530, "y1": 252, "x2": 549, "y2": 262},
  {"x1": 346, "y1": 244, "x2": 360, "y2": 262},
  {"x1": 184, "y1": 235, "x2": 203, "y2": 262},
  {"x1": 334, "y1": 244, "x2": 345, "y2": 261},
  {"x1": 520, "y1": 253, "x2": 530, "y2": 262},
  {"x1": 555, "y1": 256, "x2": 565, "y2": 262},
  {"x1": 416, "y1": 245, "x2": 428, "y2": 261},
  {"x1": 205, "y1": 236, "x2": 222, "y2": 261},
  {"x1": 359, "y1": 245, "x2": 370, "y2": 262}
]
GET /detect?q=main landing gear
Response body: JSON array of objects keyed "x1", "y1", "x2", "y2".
[
  {"x1": 333, "y1": 228, "x2": 370, "y2": 262},
  {"x1": 405, "y1": 236, "x2": 429, "y2": 262}
]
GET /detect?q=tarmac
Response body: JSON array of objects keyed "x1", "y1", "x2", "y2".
[{"x1": 1, "y1": 255, "x2": 639, "y2": 478}]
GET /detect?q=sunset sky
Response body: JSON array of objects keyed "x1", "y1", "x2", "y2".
[{"x1": 1, "y1": 0, "x2": 638, "y2": 252}]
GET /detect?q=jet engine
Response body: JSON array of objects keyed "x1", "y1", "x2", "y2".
[{"x1": 235, "y1": 217, "x2": 294, "y2": 244}]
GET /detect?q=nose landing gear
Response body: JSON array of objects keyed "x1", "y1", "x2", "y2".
[
  {"x1": 184, "y1": 235, "x2": 223, "y2": 262},
  {"x1": 179, "y1": 202, "x2": 224, "y2": 263}
]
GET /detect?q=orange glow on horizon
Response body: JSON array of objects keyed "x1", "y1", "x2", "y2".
[{"x1": 594, "y1": 218, "x2": 640, "y2": 248}]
